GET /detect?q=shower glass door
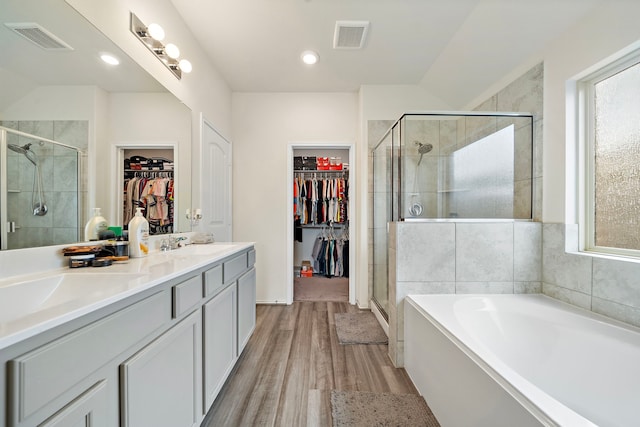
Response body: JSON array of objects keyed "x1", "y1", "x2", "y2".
[
  {"x1": 1, "y1": 126, "x2": 82, "y2": 250},
  {"x1": 371, "y1": 125, "x2": 400, "y2": 319}
]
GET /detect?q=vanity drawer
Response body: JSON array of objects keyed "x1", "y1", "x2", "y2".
[
  {"x1": 223, "y1": 253, "x2": 247, "y2": 284},
  {"x1": 248, "y1": 249, "x2": 256, "y2": 267},
  {"x1": 10, "y1": 291, "x2": 169, "y2": 423},
  {"x1": 172, "y1": 275, "x2": 203, "y2": 318},
  {"x1": 204, "y1": 264, "x2": 224, "y2": 297}
]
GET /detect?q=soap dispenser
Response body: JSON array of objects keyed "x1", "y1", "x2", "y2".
[
  {"x1": 128, "y1": 207, "x2": 149, "y2": 257},
  {"x1": 84, "y1": 208, "x2": 108, "y2": 241}
]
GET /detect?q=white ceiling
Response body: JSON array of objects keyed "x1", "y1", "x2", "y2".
[
  {"x1": 171, "y1": 0, "x2": 605, "y2": 107},
  {"x1": 0, "y1": 0, "x2": 620, "y2": 112}
]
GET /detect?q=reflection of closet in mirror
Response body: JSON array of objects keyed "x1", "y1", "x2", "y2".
[{"x1": 121, "y1": 148, "x2": 175, "y2": 236}]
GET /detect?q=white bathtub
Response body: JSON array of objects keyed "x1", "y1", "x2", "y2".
[{"x1": 404, "y1": 294, "x2": 640, "y2": 427}]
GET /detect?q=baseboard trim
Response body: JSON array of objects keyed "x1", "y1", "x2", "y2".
[{"x1": 257, "y1": 300, "x2": 289, "y2": 305}]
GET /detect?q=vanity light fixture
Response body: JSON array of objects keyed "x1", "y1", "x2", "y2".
[
  {"x1": 179, "y1": 59, "x2": 192, "y2": 73},
  {"x1": 164, "y1": 43, "x2": 180, "y2": 59},
  {"x1": 130, "y1": 12, "x2": 192, "y2": 79},
  {"x1": 301, "y1": 50, "x2": 319, "y2": 65},
  {"x1": 146, "y1": 23, "x2": 165, "y2": 41}
]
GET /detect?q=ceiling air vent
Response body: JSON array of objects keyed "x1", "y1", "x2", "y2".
[
  {"x1": 4, "y1": 23, "x2": 73, "y2": 51},
  {"x1": 333, "y1": 21, "x2": 369, "y2": 49}
]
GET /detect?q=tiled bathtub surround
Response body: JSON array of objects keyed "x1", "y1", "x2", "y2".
[
  {"x1": 542, "y1": 223, "x2": 640, "y2": 328},
  {"x1": 388, "y1": 220, "x2": 542, "y2": 366}
]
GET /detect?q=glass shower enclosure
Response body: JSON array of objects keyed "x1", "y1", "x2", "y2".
[
  {"x1": 371, "y1": 112, "x2": 534, "y2": 319},
  {"x1": 0, "y1": 125, "x2": 84, "y2": 250}
]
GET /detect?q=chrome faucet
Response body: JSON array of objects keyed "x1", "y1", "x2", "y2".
[
  {"x1": 160, "y1": 235, "x2": 187, "y2": 251},
  {"x1": 170, "y1": 236, "x2": 187, "y2": 250}
]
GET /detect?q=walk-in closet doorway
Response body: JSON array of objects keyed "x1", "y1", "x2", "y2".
[{"x1": 286, "y1": 142, "x2": 356, "y2": 305}]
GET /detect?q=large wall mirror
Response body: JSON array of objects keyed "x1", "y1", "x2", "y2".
[{"x1": 0, "y1": 0, "x2": 192, "y2": 250}]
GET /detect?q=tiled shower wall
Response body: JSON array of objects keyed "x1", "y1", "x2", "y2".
[{"x1": 2, "y1": 120, "x2": 88, "y2": 249}]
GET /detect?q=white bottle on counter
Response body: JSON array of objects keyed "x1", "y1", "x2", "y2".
[
  {"x1": 128, "y1": 207, "x2": 149, "y2": 257},
  {"x1": 84, "y1": 207, "x2": 108, "y2": 241}
]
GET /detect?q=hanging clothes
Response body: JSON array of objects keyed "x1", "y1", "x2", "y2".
[
  {"x1": 293, "y1": 172, "x2": 349, "y2": 226},
  {"x1": 313, "y1": 224, "x2": 349, "y2": 278},
  {"x1": 123, "y1": 170, "x2": 175, "y2": 234}
]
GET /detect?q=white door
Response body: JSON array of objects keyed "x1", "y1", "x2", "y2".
[{"x1": 202, "y1": 119, "x2": 232, "y2": 241}]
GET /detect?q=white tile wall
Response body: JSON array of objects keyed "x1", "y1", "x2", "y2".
[
  {"x1": 542, "y1": 223, "x2": 592, "y2": 295},
  {"x1": 455, "y1": 223, "x2": 514, "y2": 281},
  {"x1": 542, "y1": 223, "x2": 640, "y2": 326},
  {"x1": 396, "y1": 223, "x2": 455, "y2": 282},
  {"x1": 388, "y1": 220, "x2": 542, "y2": 366}
]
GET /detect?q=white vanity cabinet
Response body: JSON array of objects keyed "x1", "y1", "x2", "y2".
[
  {"x1": 121, "y1": 310, "x2": 201, "y2": 427},
  {"x1": 8, "y1": 290, "x2": 171, "y2": 427},
  {"x1": 39, "y1": 381, "x2": 109, "y2": 427},
  {"x1": 237, "y1": 266, "x2": 256, "y2": 353},
  {"x1": 202, "y1": 247, "x2": 256, "y2": 411},
  {"x1": 1, "y1": 244, "x2": 256, "y2": 427},
  {"x1": 203, "y1": 283, "x2": 237, "y2": 408}
]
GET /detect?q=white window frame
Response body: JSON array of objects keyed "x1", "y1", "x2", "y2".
[{"x1": 579, "y1": 49, "x2": 640, "y2": 258}]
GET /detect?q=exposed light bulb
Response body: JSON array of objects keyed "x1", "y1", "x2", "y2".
[
  {"x1": 179, "y1": 59, "x2": 192, "y2": 73},
  {"x1": 165, "y1": 43, "x2": 180, "y2": 59},
  {"x1": 147, "y1": 23, "x2": 165, "y2": 41},
  {"x1": 301, "y1": 50, "x2": 319, "y2": 65},
  {"x1": 100, "y1": 54, "x2": 119, "y2": 65}
]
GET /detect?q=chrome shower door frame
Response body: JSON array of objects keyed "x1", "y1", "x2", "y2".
[{"x1": 0, "y1": 128, "x2": 8, "y2": 250}]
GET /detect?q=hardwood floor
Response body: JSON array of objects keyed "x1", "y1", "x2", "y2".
[{"x1": 201, "y1": 302, "x2": 418, "y2": 426}]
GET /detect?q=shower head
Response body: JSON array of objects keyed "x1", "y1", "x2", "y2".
[
  {"x1": 8, "y1": 143, "x2": 37, "y2": 166},
  {"x1": 415, "y1": 141, "x2": 433, "y2": 154},
  {"x1": 8, "y1": 143, "x2": 30, "y2": 154},
  {"x1": 414, "y1": 141, "x2": 433, "y2": 166}
]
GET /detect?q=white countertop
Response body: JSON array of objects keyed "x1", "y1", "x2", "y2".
[{"x1": 0, "y1": 242, "x2": 254, "y2": 351}]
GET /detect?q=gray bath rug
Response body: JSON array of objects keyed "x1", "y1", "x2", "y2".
[
  {"x1": 330, "y1": 390, "x2": 440, "y2": 427},
  {"x1": 334, "y1": 312, "x2": 388, "y2": 344}
]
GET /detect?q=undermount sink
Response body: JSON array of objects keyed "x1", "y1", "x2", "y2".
[{"x1": 0, "y1": 272, "x2": 148, "y2": 324}]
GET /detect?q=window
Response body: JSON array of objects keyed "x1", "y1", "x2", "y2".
[{"x1": 582, "y1": 51, "x2": 640, "y2": 257}]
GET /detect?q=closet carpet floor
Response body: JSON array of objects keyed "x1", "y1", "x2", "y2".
[
  {"x1": 294, "y1": 276, "x2": 349, "y2": 302},
  {"x1": 201, "y1": 302, "x2": 418, "y2": 426}
]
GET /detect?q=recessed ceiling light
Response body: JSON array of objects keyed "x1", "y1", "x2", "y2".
[
  {"x1": 100, "y1": 54, "x2": 119, "y2": 65},
  {"x1": 301, "y1": 50, "x2": 319, "y2": 65}
]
